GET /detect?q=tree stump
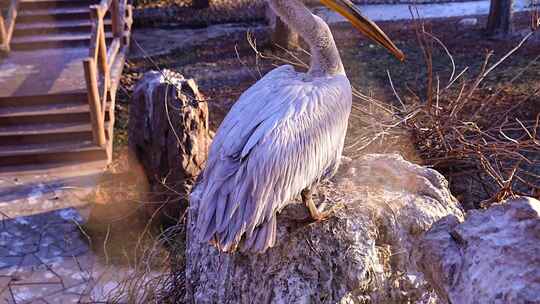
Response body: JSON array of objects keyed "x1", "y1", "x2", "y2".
[
  {"x1": 185, "y1": 154, "x2": 464, "y2": 303},
  {"x1": 129, "y1": 70, "x2": 211, "y2": 223},
  {"x1": 266, "y1": 4, "x2": 300, "y2": 50},
  {"x1": 417, "y1": 197, "x2": 540, "y2": 303},
  {"x1": 486, "y1": 0, "x2": 514, "y2": 37}
]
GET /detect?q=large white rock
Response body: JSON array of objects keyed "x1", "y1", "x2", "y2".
[
  {"x1": 417, "y1": 197, "x2": 540, "y2": 304},
  {"x1": 185, "y1": 154, "x2": 464, "y2": 303}
]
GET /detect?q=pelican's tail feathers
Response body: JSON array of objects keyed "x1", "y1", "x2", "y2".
[{"x1": 240, "y1": 215, "x2": 277, "y2": 254}]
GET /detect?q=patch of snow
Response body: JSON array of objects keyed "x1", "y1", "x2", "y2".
[
  {"x1": 27, "y1": 184, "x2": 46, "y2": 205},
  {"x1": 58, "y1": 208, "x2": 83, "y2": 222},
  {"x1": 14, "y1": 217, "x2": 30, "y2": 225}
]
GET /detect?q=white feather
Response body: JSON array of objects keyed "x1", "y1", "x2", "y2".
[{"x1": 194, "y1": 65, "x2": 352, "y2": 252}]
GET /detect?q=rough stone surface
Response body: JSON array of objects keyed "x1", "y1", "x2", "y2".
[
  {"x1": 185, "y1": 154, "x2": 464, "y2": 303},
  {"x1": 417, "y1": 197, "x2": 540, "y2": 304},
  {"x1": 129, "y1": 70, "x2": 211, "y2": 221}
]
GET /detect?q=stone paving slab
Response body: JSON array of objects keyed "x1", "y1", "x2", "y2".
[
  {"x1": 0, "y1": 169, "x2": 146, "y2": 303},
  {"x1": 0, "y1": 208, "x2": 92, "y2": 303}
]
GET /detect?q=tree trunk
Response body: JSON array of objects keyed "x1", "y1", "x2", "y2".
[
  {"x1": 486, "y1": 0, "x2": 514, "y2": 37},
  {"x1": 266, "y1": 5, "x2": 300, "y2": 50}
]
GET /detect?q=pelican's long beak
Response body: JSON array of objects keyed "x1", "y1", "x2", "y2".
[{"x1": 320, "y1": 0, "x2": 405, "y2": 61}]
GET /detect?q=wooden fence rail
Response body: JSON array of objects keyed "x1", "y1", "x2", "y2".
[
  {"x1": 83, "y1": 0, "x2": 132, "y2": 147},
  {"x1": 0, "y1": 0, "x2": 18, "y2": 52}
]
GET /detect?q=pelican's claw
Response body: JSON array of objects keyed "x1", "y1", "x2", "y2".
[{"x1": 301, "y1": 188, "x2": 342, "y2": 221}]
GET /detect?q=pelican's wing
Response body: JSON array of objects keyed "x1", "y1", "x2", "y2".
[
  {"x1": 207, "y1": 66, "x2": 301, "y2": 158},
  {"x1": 195, "y1": 65, "x2": 352, "y2": 253}
]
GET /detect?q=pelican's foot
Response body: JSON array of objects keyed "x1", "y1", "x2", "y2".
[
  {"x1": 310, "y1": 202, "x2": 344, "y2": 221},
  {"x1": 301, "y1": 188, "x2": 342, "y2": 222}
]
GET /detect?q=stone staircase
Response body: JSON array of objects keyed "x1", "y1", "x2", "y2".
[
  {"x1": 0, "y1": 92, "x2": 113, "y2": 173},
  {"x1": 0, "y1": 0, "x2": 131, "y2": 174},
  {"x1": 11, "y1": 0, "x2": 112, "y2": 50}
]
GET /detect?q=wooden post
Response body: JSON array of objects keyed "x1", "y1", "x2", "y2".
[
  {"x1": 0, "y1": 15, "x2": 6, "y2": 48},
  {"x1": 89, "y1": 6, "x2": 100, "y2": 59},
  {"x1": 83, "y1": 58, "x2": 107, "y2": 147},
  {"x1": 1, "y1": 0, "x2": 18, "y2": 53},
  {"x1": 111, "y1": 0, "x2": 123, "y2": 39},
  {"x1": 95, "y1": 17, "x2": 110, "y2": 113},
  {"x1": 98, "y1": 21, "x2": 108, "y2": 75},
  {"x1": 123, "y1": 4, "x2": 133, "y2": 46}
]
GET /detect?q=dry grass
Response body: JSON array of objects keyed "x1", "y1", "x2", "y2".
[{"x1": 396, "y1": 15, "x2": 540, "y2": 208}]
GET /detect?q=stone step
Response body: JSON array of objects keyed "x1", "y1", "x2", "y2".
[
  {"x1": 14, "y1": 19, "x2": 112, "y2": 37},
  {"x1": 19, "y1": 0, "x2": 98, "y2": 10},
  {"x1": 0, "y1": 159, "x2": 108, "y2": 175},
  {"x1": 17, "y1": 7, "x2": 93, "y2": 23},
  {"x1": 0, "y1": 122, "x2": 100, "y2": 145},
  {"x1": 0, "y1": 141, "x2": 107, "y2": 166},
  {"x1": 0, "y1": 92, "x2": 87, "y2": 107},
  {"x1": 11, "y1": 32, "x2": 114, "y2": 50},
  {"x1": 0, "y1": 103, "x2": 112, "y2": 126}
]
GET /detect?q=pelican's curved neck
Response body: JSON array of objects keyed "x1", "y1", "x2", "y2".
[{"x1": 268, "y1": 0, "x2": 345, "y2": 77}]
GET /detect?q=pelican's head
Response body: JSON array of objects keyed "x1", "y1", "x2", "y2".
[{"x1": 320, "y1": 0, "x2": 405, "y2": 61}]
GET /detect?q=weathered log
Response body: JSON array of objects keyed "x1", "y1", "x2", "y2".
[
  {"x1": 185, "y1": 154, "x2": 464, "y2": 303},
  {"x1": 417, "y1": 196, "x2": 540, "y2": 304},
  {"x1": 129, "y1": 70, "x2": 211, "y2": 222}
]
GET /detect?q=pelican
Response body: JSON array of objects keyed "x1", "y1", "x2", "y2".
[{"x1": 192, "y1": 0, "x2": 404, "y2": 253}]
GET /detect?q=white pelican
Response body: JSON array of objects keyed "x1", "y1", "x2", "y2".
[{"x1": 193, "y1": 0, "x2": 404, "y2": 253}]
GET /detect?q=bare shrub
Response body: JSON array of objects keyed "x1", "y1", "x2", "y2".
[{"x1": 397, "y1": 14, "x2": 540, "y2": 208}]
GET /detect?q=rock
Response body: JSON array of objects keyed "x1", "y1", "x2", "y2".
[
  {"x1": 129, "y1": 70, "x2": 211, "y2": 222},
  {"x1": 417, "y1": 197, "x2": 540, "y2": 304},
  {"x1": 185, "y1": 154, "x2": 464, "y2": 303},
  {"x1": 457, "y1": 18, "x2": 478, "y2": 28}
]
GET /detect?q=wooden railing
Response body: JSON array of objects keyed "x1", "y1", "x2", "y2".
[
  {"x1": 83, "y1": 0, "x2": 132, "y2": 147},
  {"x1": 0, "y1": 0, "x2": 18, "y2": 52}
]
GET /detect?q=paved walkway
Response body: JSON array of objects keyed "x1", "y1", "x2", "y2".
[
  {"x1": 0, "y1": 170, "x2": 163, "y2": 303},
  {"x1": 0, "y1": 170, "x2": 111, "y2": 303}
]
